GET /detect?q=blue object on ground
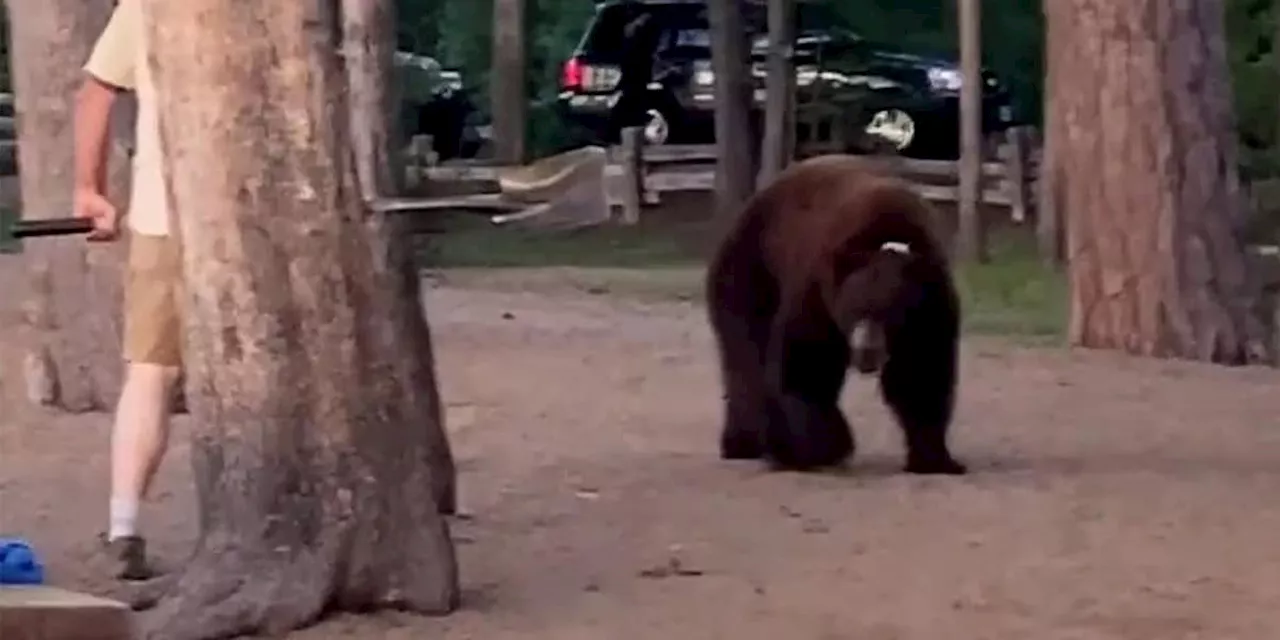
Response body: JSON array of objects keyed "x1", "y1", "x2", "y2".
[{"x1": 0, "y1": 537, "x2": 45, "y2": 585}]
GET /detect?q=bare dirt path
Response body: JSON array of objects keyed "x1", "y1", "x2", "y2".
[{"x1": 4, "y1": 277, "x2": 1280, "y2": 639}]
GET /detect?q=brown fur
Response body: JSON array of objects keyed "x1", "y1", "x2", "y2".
[{"x1": 705, "y1": 155, "x2": 965, "y2": 473}]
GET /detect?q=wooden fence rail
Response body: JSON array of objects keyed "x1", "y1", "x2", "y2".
[
  {"x1": 604, "y1": 126, "x2": 1043, "y2": 226},
  {"x1": 412, "y1": 126, "x2": 1045, "y2": 230}
]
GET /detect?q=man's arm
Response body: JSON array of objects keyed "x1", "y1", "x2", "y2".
[
  {"x1": 77, "y1": 0, "x2": 135, "y2": 196},
  {"x1": 72, "y1": 1, "x2": 136, "y2": 238},
  {"x1": 73, "y1": 77, "x2": 121, "y2": 196}
]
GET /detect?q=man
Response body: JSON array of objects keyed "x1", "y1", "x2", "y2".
[
  {"x1": 74, "y1": 0, "x2": 179, "y2": 581},
  {"x1": 613, "y1": 12, "x2": 663, "y2": 136}
]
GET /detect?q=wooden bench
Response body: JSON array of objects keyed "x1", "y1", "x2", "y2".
[{"x1": 0, "y1": 586, "x2": 133, "y2": 640}]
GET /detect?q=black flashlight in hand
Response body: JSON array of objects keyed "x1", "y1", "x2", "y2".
[{"x1": 4, "y1": 217, "x2": 96, "y2": 238}]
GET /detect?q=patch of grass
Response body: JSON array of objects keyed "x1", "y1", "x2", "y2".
[
  {"x1": 954, "y1": 233, "x2": 1067, "y2": 341},
  {"x1": 419, "y1": 211, "x2": 703, "y2": 269},
  {"x1": 421, "y1": 208, "x2": 1066, "y2": 340}
]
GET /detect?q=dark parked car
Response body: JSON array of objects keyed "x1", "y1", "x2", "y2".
[
  {"x1": 396, "y1": 51, "x2": 487, "y2": 161},
  {"x1": 557, "y1": 0, "x2": 1016, "y2": 159}
]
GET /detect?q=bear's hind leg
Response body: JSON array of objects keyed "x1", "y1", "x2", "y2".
[
  {"x1": 880, "y1": 338, "x2": 966, "y2": 475},
  {"x1": 720, "y1": 367, "x2": 769, "y2": 460},
  {"x1": 708, "y1": 264, "x2": 777, "y2": 461}
]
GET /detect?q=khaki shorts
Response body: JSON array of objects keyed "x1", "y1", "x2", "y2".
[{"x1": 123, "y1": 233, "x2": 183, "y2": 367}]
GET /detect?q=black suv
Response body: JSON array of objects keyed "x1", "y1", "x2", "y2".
[{"x1": 557, "y1": 0, "x2": 1016, "y2": 159}]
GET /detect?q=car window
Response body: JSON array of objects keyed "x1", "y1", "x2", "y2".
[
  {"x1": 578, "y1": 3, "x2": 640, "y2": 58},
  {"x1": 748, "y1": 2, "x2": 859, "y2": 52},
  {"x1": 796, "y1": 2, "x2": 847, "y2": 32},
  {"x1": 663, "y1": 3, "x2": 714, "y2": 51},
  {"x1": 674, "y1": 29, "x2": 710, "y2": 48},
  {"x1": 580, "y1": 2, "x2": 715, "y2": 58}
]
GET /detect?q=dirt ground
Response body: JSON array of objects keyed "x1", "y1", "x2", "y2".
[{"x1": 4, "y1": 269, "x2": 1280, "y2": 639}]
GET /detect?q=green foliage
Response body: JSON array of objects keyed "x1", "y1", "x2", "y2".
[
  {"x1": 0, "y1": 207, "x2": 20, "y2": 254},
  {"x1": 954, "y1": 230, "x2": 1065, "y2": 339},
  {"x1": 526, "y1": 0, "x2": 598, "y2": 155},
  {"x1": 421, "y1": 210, "x2": 1066, "y2": 339},
  {"x1": 420, "y1": 211, "x2": 699, "y2": 269},
  {"x1": 395, "y1": 0, "x2": 442, "y2": 53},
  {"x1": 1227, "y1": 0, "x2": 1278, "y2": 180}
]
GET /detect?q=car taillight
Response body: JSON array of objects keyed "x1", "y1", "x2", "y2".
[{"x1": 561, "y1": 57, "x2": 583, "y2": 89}]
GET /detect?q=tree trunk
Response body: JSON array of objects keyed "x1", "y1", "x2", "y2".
[
  {"x1": 1054, "y1": 0, "x2": 1270, "y2": 363},
  {"x1": 491, "y1": 0, "x2": 526, "y2": 165},
  {"x1": 341, "y1": 0, "x2": 457, "y2": 514},
  {"x1": 757, "y1": 0, "x2": 794, "y2": 186},
  {"x1": 1036, "y1": 0, "x2": 1066, "y2": 268},
  {"x1": 6, "y1": 0, "x2": 133, "y2": 412},
  {"x1": 708, "y1": 0, "x2": 758, "y2": 221},
  {"x1": 956, "y1": 0, "x2": 987, "y2": 262},
  {"x1": 1038, "y1": 0, "x2": 1071, "y2": 268},
  {"x1": 343, "y1": 0, "x2": 405, "y2": 201},
  {"x1": 137, "y1": 1, "x2": 460, "y2": 638}
]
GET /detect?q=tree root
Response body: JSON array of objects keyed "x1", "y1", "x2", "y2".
[
  {"x1": 138, "y1": 547, "x2": 328, "y2": 640},
  {"x1": 138, "y1": 523, "x2": 458, "y2": 640}
]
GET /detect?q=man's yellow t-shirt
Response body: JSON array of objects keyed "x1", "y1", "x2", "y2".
[{"x1": 82, "y1": 0, "x2": 169, "y2": 237}]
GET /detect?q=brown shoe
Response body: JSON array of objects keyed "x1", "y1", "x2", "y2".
[{"x1": 101, "y1": 535, "x2": 154, "y2": 581}]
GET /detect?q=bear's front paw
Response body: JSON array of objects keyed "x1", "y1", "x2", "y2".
[
  {"x1": 904, "y1": 453, "x2": 968, "y2": 475},
  {"x1": 764, "y1": 395, "x2": 854, "y2": 471},
  {"x1": 720, "y1": 424, "x2": 764, "y2": 460}
]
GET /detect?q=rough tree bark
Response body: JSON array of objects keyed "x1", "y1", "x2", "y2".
[
  {"x1": 343, "y1": 0, "x2": 404, "y2": 201},
  {"x1": 341, "y1": 0, "x2": 457, "y2": 514},
  {"x1": 956, "y1": 0, "x2": 987, "y2": 262},
  {"x1": 757, "y1": 0, "x2": 794, "y2": 186},
  {"x1": 1053, "y1": 0, "x2": 1271, "y2": 363},
  {"x1": 6, "y1": 0, "x2": 133, "y2": 412},
  {"x1": 708, "y1": 0, "x2": 758, "y2": 221},
  {"x1": 1036, "y1": 0, "x2": 1067, "y2": 268},
  {"x1": 136, "y1": 1, "x2": 460, "y2": 638},
  {"x1": 491, "y1": 0, "x2": 526, "y2": 165}
]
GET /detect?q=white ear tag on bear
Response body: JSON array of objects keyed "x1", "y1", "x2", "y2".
[{"x1": 880, "y1": 241, "x2": 910, "y2": 254}]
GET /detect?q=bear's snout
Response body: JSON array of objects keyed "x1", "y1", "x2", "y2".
[{"x1": 850, "y1": 321, "x2": 887, "y2": 374}]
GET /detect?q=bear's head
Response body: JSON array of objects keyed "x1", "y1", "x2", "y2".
[{"x1": 829, "y1": 241, "x2": 925, "y2": 374}]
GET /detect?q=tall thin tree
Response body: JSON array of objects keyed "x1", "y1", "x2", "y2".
[
  {"x1": 758, "y1": 0, "x2": 794, "y2": 185},
  {"x1": 956, "y1": 0, "x2": 986, "y2": 262},
  {"x1": 492, "y1": 0, "x2": 527, "y2": 165},
  {"x1": 707, "y1": 0, "x2": 758, "y2": 223}
]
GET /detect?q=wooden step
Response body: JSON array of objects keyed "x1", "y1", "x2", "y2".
[{"x1": 0, "y1": 586, "x2": 133, "y2": 640}]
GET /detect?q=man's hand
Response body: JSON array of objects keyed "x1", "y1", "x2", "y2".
[{"x1": 73, "y1": 188, "x2": 119, "y2": 241}]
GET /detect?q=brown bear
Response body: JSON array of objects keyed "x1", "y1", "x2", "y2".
[{"x1": 705, "y1": 154, "x2": 965, "y2": 474}]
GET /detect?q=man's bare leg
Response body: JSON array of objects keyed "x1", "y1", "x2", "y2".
[{"x1": 106, "y1": 362, "x2": 179, "y2": 579}]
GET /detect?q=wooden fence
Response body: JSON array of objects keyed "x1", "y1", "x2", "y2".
[
  {"x1": 603, "y1": 127, "x2": 1043, "y2": 225},
  {"x1": 411, "y1": 126, "x2": 1045, "y2": 228}
]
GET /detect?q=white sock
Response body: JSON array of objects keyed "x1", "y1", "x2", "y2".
[{"x1": 108, "y1": 497, "x2": 139, "y2": 540}]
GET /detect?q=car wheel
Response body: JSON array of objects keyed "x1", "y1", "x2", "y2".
[
  {"x1": 863, "y1": 108, "x2": 917, "y2": 152},
  {"x1": 643, "y1": 108, "x2": 671, "y2": 146}
]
